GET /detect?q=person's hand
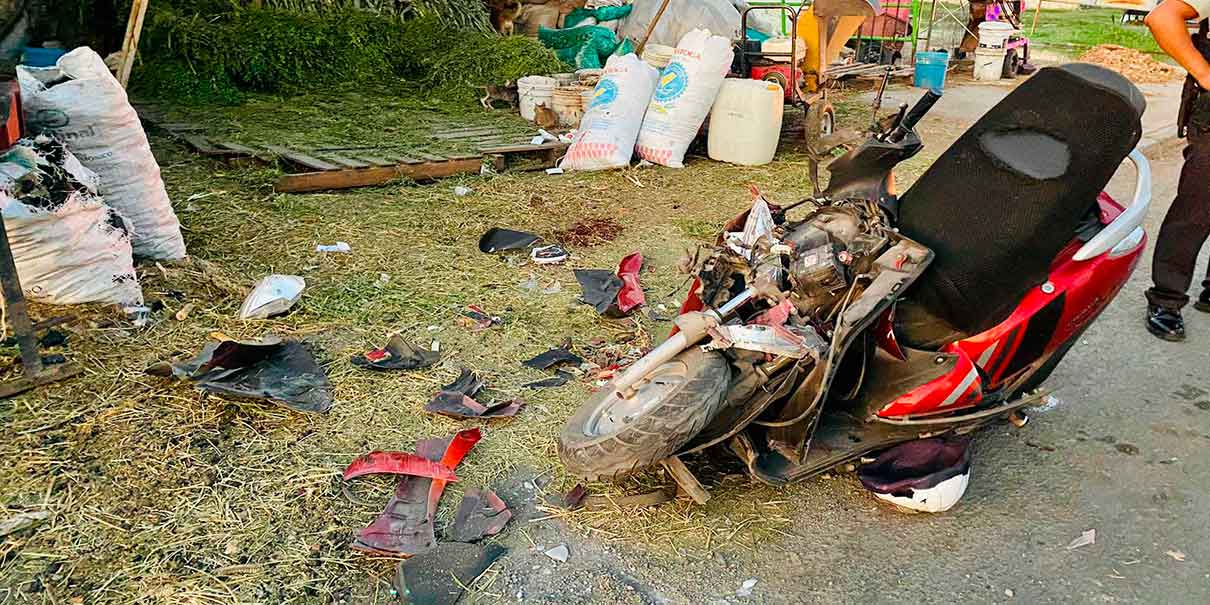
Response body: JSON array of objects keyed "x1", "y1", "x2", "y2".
[{"x1": 1199, "y1": 72, "x2": 1210, "y2": 91}]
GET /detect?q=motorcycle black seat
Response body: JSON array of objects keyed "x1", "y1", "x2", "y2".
[{"x1": 894, "y1": 63, "x2": 1145, "y2": 350}]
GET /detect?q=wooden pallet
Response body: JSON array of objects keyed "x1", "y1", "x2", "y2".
[{"x1": 133, "y1": 104, "x2": 567, "y2": 192}]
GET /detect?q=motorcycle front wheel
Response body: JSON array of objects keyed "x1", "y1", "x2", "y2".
[{"x1": 558, "y1": 347, "x2": 730, "y2": 481}]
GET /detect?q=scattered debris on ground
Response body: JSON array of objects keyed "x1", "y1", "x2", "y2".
[
  {"x1": 575, "y1": 252, "x2": 646, "y2": 316},
  {"x1": 480, "y1": 227, "x2": 541, "y2": 253},
  {"x1": 145, "y1": 335, "x2": 333, "y2": 413},
  {"x1": 351, "y1": 335, "x2": 441, "y2": 371},
  {"x1": 395, "y1": 542, "x2": 508, "y2": 605},
  {"x1": 544, "y1": 543, "x2": 571, "y2": 563},
  {"x1": 449, "y1": 486, "x2": 513, "y2": 543},
  {"x1": 1078, "y1": 45, "x2": 1181, "y2": 83},
  {"x1": 238, "y1": 274, "x2": 305, "y2": 320},
  {"x1": 1066, "y1": 529, "x2": 1096, "y2": 550},
  {"x1": 459, "y1": 304, "x2": 504, "y2": 331},
  {"x1": 426, "y1": 369, "x2": 524, "y2": 419},
  {"x1": 349, "y1": 429, "x2": 480, "y2": 555}
]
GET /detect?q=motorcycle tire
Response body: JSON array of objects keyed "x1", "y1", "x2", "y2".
[{"x1": 558, "y1": 347, "x2": 730, "y2": 481}]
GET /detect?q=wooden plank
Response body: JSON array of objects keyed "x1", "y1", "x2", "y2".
[
  {"x1": 479, "y1": 141, "x2": 569, "y2": 154},
  {"x1": 264, "y1": 145, "x2": 341, "y2": 171},
  {"x1": 274, "y1": 158, "x2": 483, "y2": 193},
  {"x1": 381, "y1": 152, "x2": 424, "y2": 165},
  {"x1": 351, "y1": 155, "x2": 398, "y2": 167},
  {"x1": 216, "y1": 141, "x2": 259, "y2": 155},
  {"x1": 405, "y1": 150, "x2": 446, "y2": 162},
  {"x1": 430, "y1": 126, "x2": 502, "y2": 139},
  {"x1": 662, "y1": 456, "x2": 710, "y2": 505},
  {"x1": 181, "y1": 134, "x2": 220, "y2": 154},
  {"x1": 117, "y1": 0, "x2": 149, "y2": 87},
  {"x1": 316, "y1": 153, "x2": 371, "y2": 169}
]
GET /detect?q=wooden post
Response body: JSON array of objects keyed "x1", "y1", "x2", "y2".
[
  {"x1": 1031, "y1": 0, "x2": 1042, "y2": 35},
  {"x1": 635, "y1": 0, "x2": 673, "y2": 56},
  {"x1": 662, "y1": 456, "x2": 710, "y2": 505},
  {"x1": 116, "y1": 0, "x2": 150, "y2": 88}
]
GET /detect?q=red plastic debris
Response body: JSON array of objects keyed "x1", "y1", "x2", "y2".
[
  {"x1": 351, "y1": 429, "x2": 482, "y2": 556},
  {"x1": 428, "y1": 428, "x2": 481, "y2": 514},
  {"x1": 343, "y1": 451, "x2": 459, "y2": 483},
  {"x1": 615, "y1": 252, "x2": 645, "y2": 314}
]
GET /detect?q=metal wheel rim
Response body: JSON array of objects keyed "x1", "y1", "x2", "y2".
[{"x1": 584, "y1": 362, "x2": 688, "y2": 437}]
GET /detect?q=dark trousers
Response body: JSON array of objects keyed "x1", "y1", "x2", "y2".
[{"x1": 1147, "y1": 132, "x2": 1210, "y2": 310}]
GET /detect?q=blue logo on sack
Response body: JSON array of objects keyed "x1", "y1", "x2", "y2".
[
  {"x1": 591, "y1": 80, "x2": 618, "y2": 109},
  {"x1": 653, "y1": 63, "x2": 688, "y2": 103}
]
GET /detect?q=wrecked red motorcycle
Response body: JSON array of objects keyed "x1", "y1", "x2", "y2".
[{"x1": 558, "y1": 64, "x2": 1151, "y2": 507}]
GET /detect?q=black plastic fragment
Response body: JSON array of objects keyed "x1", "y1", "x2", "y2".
[
  {"x1": 479, "y1": 228, "x2": 539, "y2": 253},
  {"x1": 395, "y1": 543, "x2": 508, "y2": 605}
]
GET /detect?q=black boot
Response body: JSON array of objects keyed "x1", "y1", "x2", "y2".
[
  {"x1": 1147, "y1": 305, "x2": 1186, "y2": 342},
  {"x1": 1195, "y1": 291, "x2": 1210, "y2": 313}
]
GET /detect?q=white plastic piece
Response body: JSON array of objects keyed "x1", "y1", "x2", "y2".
[
  {"x1": 545, "y1": 167, "x2": 565, "y2": 175},
  {"x1": 1074, "y1": 149, "x2": 1151, "y2": 261},
  {"x1": 316, "y1": 242, "x2": 351, "y2": 253},
  {"x1": 740, "y1": 196, "x2": 775, "y2": 258},
  {"x1": 708, "y1": 79, "x2": 785, "y2": 166},
  {"x1": 18, "y1": 47, "x2": 186, "y2": 260},
  {"x1": 636, "y1": 29, "x2": 733, "y2": 168},
  {"x1": 239, "y1": 275, "x2": 305, "y2": 320},
  {"x1": 872, "y1": 469, "x2": 970, "y2": 513},
  {"x1": 561, "y1": 54, "x2": 659, "y2": 171},
  {"x1": 453, "y1": 186, "x2": 473, "y2": 197}
]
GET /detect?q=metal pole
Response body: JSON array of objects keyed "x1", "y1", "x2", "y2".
[{"x1": 0, "y1": 213, "x2": 42, "y2": 376}]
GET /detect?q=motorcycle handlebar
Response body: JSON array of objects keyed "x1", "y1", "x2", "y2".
[{"x1": 901, "y1": 88, "x2": 943, "y2": 131}]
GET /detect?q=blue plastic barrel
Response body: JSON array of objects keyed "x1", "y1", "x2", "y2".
[
  {"x1": 914, "y1": 51, "x2": 949, "y2": 90},
  {"x1": 21, "y1": 47, "x2": 66, "y2": 68}
]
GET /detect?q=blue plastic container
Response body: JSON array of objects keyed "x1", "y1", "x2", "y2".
[
  {"x1": 21, "y1": 47, "x2": 66, "y2": 68},
  {"x1": 914, "y1": 51, "x2": 949, "y2": 90}
]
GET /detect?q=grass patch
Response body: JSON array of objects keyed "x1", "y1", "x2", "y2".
[
  {"x1": 0, "y1": 89, "x2": 958, "y2": 602},
  {"x1": 1029, "y1": 8, "x2": 1164, "y2": 57}
]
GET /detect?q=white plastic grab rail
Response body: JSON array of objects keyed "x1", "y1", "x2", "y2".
[{"x1": 1073, "y1": 149, "x2": 1152, "y2": 261}]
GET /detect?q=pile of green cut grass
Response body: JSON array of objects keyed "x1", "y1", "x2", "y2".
[{"x1": 133, "y1": 7, "x2": 567, "y2": 106}]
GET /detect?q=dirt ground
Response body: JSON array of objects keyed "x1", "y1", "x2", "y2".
[
  {"x1": 0, "y1": 86, "x2": 957, "y2": 604},
  {"x1": 9, "y1": 67, "x2": 1197, "y2": 605}
]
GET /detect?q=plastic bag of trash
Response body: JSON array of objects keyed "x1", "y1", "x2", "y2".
[
  {"x1": 561, "y1": 53, "x2": 659, "y2": 171},
  {"x1": 618, "y1": 0, "x2": 742, "y2": 48},
  {"x1": 239, "y1": 275, "x2": 305, "y2": 320},
  {"x1": 0, "y1": 138, "x2": 142, "y2": 308},
  {"x1": 635, "y1": 29, "x2": 733, "y2": 168},
  {"x1": 18, "y1": 47, "x2": 186, "y2": 260}
]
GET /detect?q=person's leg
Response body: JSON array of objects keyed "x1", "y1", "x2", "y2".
[{"x1": 1148, "y1": 133, "x2": 1210, "y2": 310}]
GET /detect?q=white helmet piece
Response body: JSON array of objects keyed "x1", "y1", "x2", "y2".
[{"x1": 857, "y1": 435, "x2": 973, "y2": 514}]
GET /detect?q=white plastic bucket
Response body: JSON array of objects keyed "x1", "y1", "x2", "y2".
[
  {"x1": 977, "y1": 21, "x2": 1015, "y2": 49},
  {"x1": 707, "y1": 79, "x2": 785, "y2": 166},
  {"x1": 641, "y1": 44, "x2": 675, "y2": 69},
  {"x1": 518, "y1": 75, "x2": 558, "y2": 121},
  {"x1": 580, "y1": 87, "x2": 594, "y2": 112},
  {"x1": 576, "y1": 68, "x2": 604, "y2": 86},
  {"x1": 552, "y1": 85, "x2": 588, "y2": 128},
  {"x1": 973, "y1": 47, "x2": 1006, "y2": 81}
]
